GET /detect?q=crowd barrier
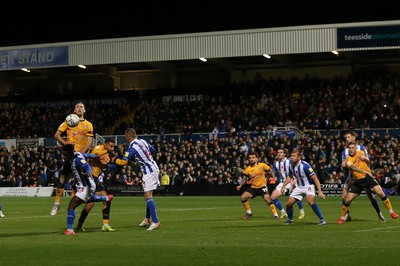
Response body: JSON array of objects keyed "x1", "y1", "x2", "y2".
[
  {"x1": 0, "y1": 187, "x2": 53, "y2": 197},
  {"x1": 0, "y1": 184, "x2": 366, "y2": 197},
  {"x1": 2, "y1": 127, "x2": 400, "y2": 150},
  {"x1": 105, "y1": 183, "x2": 351, "y2": 197}
]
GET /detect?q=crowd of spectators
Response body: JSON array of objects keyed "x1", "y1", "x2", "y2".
[
  {"x1": 121, "y1": 69, "x2": 400, "y2": 135},
  {"x1": 0, "y1": 93, "x2": 131, "y2": 139},
  {"x1": 0, "y1": 127, "x2": 399, "y2": 195},
  {"x1": 0, "y1": 69, "x2": 400, "y2": 195}
]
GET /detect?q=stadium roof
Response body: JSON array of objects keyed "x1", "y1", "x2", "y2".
[
  {"x1": 1, "y1": 21, "x2": 400, "y2": 87},
  {"x1": 4, "y1": 48, "x2": 400, "y2": 81}
]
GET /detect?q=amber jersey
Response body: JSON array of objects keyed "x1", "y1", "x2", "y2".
[
  {"x1": 244, "y1": 162, "x2": 270, "y2": 189},
  {"x1": 89, "y1": 144, "x2": 127, "y2": 178},
  {"x1": 345, "y1": 150, "x2": 371, "y2": 180},
  {"x1": 57, "y1": 119, "x2": 93, "y2": 152}
]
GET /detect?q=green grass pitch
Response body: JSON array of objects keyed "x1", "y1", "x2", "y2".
[{"x1": 0, "y1": 195, "x2": 399, "y2": 265}]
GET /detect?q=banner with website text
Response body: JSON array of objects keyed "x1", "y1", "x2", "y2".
[{"x1": 0, "y1": 187, "x2": 53, "y2": 197}]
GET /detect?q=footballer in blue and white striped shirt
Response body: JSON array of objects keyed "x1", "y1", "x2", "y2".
[
  {"x1": 280, "y1": 149, "x2": 326, "y2": 225},
  {"x1": 123, "y1": 128, "x2": 161, "y2": 230},
  {"x1": 271, "y1": 148, "x2": 305, "y2": 219}
]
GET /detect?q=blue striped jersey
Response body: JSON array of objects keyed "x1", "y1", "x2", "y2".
[
  {"x1": 272, "y1": 157, "x2": 291, "y2": 183},
  {"x1": 123, "y1": 138, "x2": 159, "y2": 174},
  {"x1": 62, "y1": 152, "x2": 93, "y2": 187},
  {"x1": 289, "y1": 160, "x2": 316, "y2": 187}
]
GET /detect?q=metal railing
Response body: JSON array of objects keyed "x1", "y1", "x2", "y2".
[{"x1": 11, "y1": 127, "x2": 400, "y2": 149}]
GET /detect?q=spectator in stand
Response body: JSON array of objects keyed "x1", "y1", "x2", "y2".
[
  {"x1": 325, "y1": 172, "x2": 336, "y2": 184},
  {"x1": 38, "y1": 169, "x2": 48, "y2": 186},
  {"x1": 132, "y1": 176, "x2": 142, "y2": 186},
  {"x1": 160, "y1": 170, "x2": 170, "y2": 196},
  {"x1": 125, "y1": 177, "x2": 134, "y2": 185}
]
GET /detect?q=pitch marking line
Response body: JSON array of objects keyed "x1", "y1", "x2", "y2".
[{"x1": 354, "y1": 226, "x2": 400, "y2": 232}]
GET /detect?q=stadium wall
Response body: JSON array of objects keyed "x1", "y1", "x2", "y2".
[
  {"x1": 0, "y1": 187, "x2": 53, "y2": 197},
  {"x1": 106, "y1": 183, "x2": 352, "y2": 197}
]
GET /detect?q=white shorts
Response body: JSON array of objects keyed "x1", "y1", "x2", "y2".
[
  {"x1": 289, "y1": 185, "x2": 316, "y2": 201},
  {"x1": 142, "y1": 170, "x2": 160, "y2": 192},
  {"x1": 75, "y1": 184, "x2": 94, "y2": 203},
  {"x1": 275, "y1": 182, "x2": 293, "y2": 194}
]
